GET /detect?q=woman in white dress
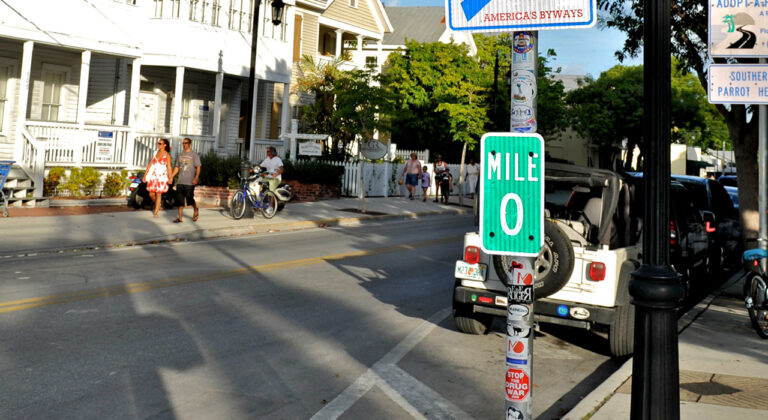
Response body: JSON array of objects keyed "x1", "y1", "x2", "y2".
[{"x1": 464, "y1": 158, "x2": 479, "y2": 198}]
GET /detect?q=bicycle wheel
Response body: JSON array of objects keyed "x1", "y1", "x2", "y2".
[
  {"x1": 230, "y1": 190, "x2": 248, "y2": 220},
  {"x1": 259, "y1": 191, "x2": 278, "y2": 219},
  {"x1": 745, "y1": 273, "x2": 768, "y2": 339}
]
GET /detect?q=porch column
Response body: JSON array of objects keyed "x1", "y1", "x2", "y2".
[
  {"x1": 126, "y1": 57, "x2": 141, "y2": 167},
  {"x1": 356, "y1": 35, "x2": 363, "y2": 67},
  {"x1": 280, "y1": 83, "x2": 291, "y2": 156},
  {"x1": 75, "y1": 50, "x2": 91, "y2": 167},
  {"x1": 249, "y1": 79, "x2": 259, "y2": 162},
  {"x1": 213, "y1": 51, "x2": 224, "y2": 148},
  {"x1": 14, "y1": 41, "x2": 33, "y2": 164},
  {"x1": 172, "y1": 66, "x2": 185, "y2": 138},
  {"x1": 376, "y1": 40, "x2": 383, "y2": 74},
  {"x1": 335, "y1": 29, "x2": 344, "y2": 59}
]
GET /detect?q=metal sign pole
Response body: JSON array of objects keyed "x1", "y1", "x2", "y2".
[
  {"x1": 760, "y1": 59, "x2": 768, "y2": 268},
  {"x1": 504, "y1": 31, "x2": 538, "y2": 420}
]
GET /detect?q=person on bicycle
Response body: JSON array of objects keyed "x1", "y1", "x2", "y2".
[{"x1": 259, "y1": 146, "x2": 283, "y2": 192}]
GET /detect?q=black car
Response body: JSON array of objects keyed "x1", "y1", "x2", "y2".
[
  {"x1": 669, "y1": 182, "x2": 714, "y2": 301},
  {"x1": 672, "y1": 175, "x2": 742, "y2": 272},
  {"x1": 718, "y1": 174, "x2": 738, "y2": 187}
]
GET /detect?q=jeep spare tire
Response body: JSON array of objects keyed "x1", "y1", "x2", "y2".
[{"x1": 492, "y1": 219, "x2": 575, "y2": 299}]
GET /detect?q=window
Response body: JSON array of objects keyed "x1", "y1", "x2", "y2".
[
  {"x1": 181, "y1": 89, "x2": 194, "y2": 134},
  {"x1": 170, "y1": 0, "x2": 180, "y2": 17},
  {"x1": 365, "y1": 56, "x2": 377, "y2": 69},
  {"x1": 154, "y1": 0, "x2": 163, "y2": 17},
  {"x1": 41, "y1": 67, "x2": 67, "y2": 122},
  {"x1": 212, "y1": 0, "x2": 221, "y2": 25},
  {"x1": 0, "y1": 64, "x2": 11, "y2": 132},
  {"x1": 349, "y1": 0, "x2": 357, "y2": 7},
  {"x1": 246, "y1": 0, "x2": 254, "y2": 32},
  {"x1": 189, "y1": 0, "x2": 199, "y2": 20},
  {"x1": 228, "y1": 0, "x2": 238, "y2": 29},
  {"x1": 201, "y1": 0, "x2": 209, "y2": 23}
]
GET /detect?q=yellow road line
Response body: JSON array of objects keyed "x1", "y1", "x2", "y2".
[{"x1": 0, "y1": 235, "x2": 462, "y2": 314}]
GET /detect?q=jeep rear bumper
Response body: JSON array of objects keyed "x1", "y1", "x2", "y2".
[{"x1": 453, "y1": 286, "x2": 617, "y2": 328}]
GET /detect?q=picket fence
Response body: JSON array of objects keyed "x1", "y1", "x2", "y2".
[{"x1": 298, "y1": 159, "x2": 476, "y2": 198}]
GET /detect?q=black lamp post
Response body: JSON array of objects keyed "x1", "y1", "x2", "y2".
[
  {"x1": 244, "y1": 0, "x2": 286, "y2": 159},
  {"x1": 629, "y1": 0, "x2": 684, "y2": 418}
]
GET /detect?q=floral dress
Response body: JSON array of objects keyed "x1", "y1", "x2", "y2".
[{"x1": 145, "y1": 154, "x2": 170, "y2": 193}]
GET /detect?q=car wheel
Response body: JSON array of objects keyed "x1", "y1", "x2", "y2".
[
  {"x1": 453, "y1": 306, "x2": 492, "y2": 335},
  {"x1": 609, "y1": 302, "x2": 635, "y2": 357},
  {"x1": 492, "y1": 219, "x2": 575, "y2": 299}
]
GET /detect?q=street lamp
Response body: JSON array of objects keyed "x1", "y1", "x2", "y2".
[{"x1": 244, "y1": 0, "x2": 287, "y2": 160}]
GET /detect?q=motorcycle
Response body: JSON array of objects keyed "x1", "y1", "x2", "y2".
[
  {"x1": 242, "y1": 161, "x2": 292, "y2": 211},
  {"x1": 127, "y1": 171, "x2": 178, "y2": 210}
]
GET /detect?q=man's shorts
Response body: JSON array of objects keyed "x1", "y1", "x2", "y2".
[
  {"x1": 405, "y1": 174, "x2": 419, "y2": 186},
  {"x1": 177, "y1": 184, "x2": 196, "y2": 206}
]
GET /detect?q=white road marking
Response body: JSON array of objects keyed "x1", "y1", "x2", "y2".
[{"x1": 311, "y1": 308, "x2": 474, "y2": 420}]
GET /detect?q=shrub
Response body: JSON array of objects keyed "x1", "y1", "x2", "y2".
[
  {"x1": 102, "y1": 170, "x2": 129, "y2": 197},
  {"x1": 80, "y1": 167, "x2": 102, "y2": 196},
  {"x1": 43, "y1": 167, "x2": 66, "y2": 196},
  {"x1": 282, "y1": 160, "x2": 344, "y2": 187},
  {"x1": 198, "y1": 151, "x2": 242, "y2": 187},
  {"x1": 61, "y1": 168, "x2": 83, "y2": 197}
]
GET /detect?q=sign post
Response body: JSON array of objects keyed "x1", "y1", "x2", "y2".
[{"x1": 480, "y1": 133, "x2": 543, "y2": 420}]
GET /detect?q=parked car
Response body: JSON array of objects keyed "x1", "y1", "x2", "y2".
[
  {"x1": 718, "y1": 174, "x2": 738, "y2": 187},
  {"x1": 671, "y1": 175, "x2": 742, "y2": 272},
  {"x1": 454, "y1": 163, "x2": 642, "y2": 357},
  {"x1": 725, "y1": 185, "x2": 739, "y2": 210},
  {"x1": 669, "y1": 182, "x2": 715, "y2": 301}
]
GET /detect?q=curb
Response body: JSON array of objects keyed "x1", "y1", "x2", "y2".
[
  {"x1": 561, "y1": 270, "x2": 743, "y2": 420},
  {"x1": 3, "y1": 207, "x2": 470, "y2": 257}
]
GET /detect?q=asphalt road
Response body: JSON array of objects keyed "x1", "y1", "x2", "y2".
[{"x1": 0, "y1": 215, "x2": 622, "y2": 419}]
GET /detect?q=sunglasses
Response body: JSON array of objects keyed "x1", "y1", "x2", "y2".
[
  {"x1": 157, "y1": 142, "x2": 165, "y2": 146},
  {"x1": 183, "y1": 141, "x2": 191, "y2": 145}
]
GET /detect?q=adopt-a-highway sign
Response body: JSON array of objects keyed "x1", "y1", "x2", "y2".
[{"x1": 479, "y1": 133, "x2": 544, "y2": 256}]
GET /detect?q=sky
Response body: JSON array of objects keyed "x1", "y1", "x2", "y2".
[{"x1": 381, "y1": 0, "x2": 643, "y2": 78}]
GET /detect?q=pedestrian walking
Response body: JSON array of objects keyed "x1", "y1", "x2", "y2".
[
  {"x1": 401, "y1": 153, "x2": 422, "y2": 200},
  {"x1": 420, "y1": 166, "x2": 430, "y2": 202},
  {"x1": 433, "y1": 155, "x2": 447, "y2": 202},
  {"x1": 170, "y1": 138, "x2": 201, "y2": 223},
  {"x1": 439, "y1": 167, "x2": 453, "y2": 204},
  {"x1": 144, "y1": 138, "x2": 173, "y2": 218},
  {"x1": 464, "y1": 158, "x2": 479, "y2": 199}
]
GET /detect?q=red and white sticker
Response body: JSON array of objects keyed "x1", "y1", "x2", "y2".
[
  {"x1": 505, "y1": 368, "x2": 531, "y2": 402},
  {"x1": 510, "y1": 259, "x2": 535, "y2": 286},
  {"x1": 507, "y1": 337, "x2": 528, "y2": 358}
]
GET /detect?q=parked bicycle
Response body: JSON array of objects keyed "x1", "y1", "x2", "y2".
[
  {"x1": 743, "y1": 248, "x2": 768, "y2": 339},
  {"x1": 230, "y1": 166, "x2": 278, "y2": 219}
]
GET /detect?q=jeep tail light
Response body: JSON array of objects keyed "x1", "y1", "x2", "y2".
[
  {"x1": 588, "y1": 262, "x2": 606, "y2": 281},
  {"x1": 670, "y1": 220, "x2": 677, "y2": 245},
  {"x1": 478, "y1": 296, "x2": 493, "y2": 304},
  {"x1": 464, "y1": 246, "x2": 480, "y2": 264},
  {"x1": 705, "y1": 221, "x2": 716, "y2": 233}
]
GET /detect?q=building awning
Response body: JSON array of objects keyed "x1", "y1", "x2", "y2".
[{"x1": 0, "y1": 0, "x2": 141, "y2": 57}]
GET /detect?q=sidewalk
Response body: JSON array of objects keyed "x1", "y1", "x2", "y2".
[
  {"x1": 563, "y1": 273, "x2": 768, "y2": 419},
  {"x1": 0, "y1": 195, "x2": 472, "y2": 255}
]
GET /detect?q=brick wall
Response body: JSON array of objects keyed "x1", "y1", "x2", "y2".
[{"x1": 193, "y1": 182, "x2": 340, "y2": 207}]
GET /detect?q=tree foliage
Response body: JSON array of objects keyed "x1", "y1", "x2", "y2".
[
  {"x1": 296, "y1": 55, "x2": 393, "y2": 160},
  {"x1": 598, "y1": 0, "x2": 760, "y2": 243}
]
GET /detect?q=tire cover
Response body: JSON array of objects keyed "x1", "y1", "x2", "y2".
[{"x1": 492, "y1": 219, "x2": 575, "y2": 299}]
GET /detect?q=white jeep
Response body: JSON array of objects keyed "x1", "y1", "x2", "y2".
[{"x1": 453, "y1": 163, "x2": 641, "y2": 357}]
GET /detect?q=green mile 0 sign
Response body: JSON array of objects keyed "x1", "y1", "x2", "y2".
[{"x1": 479, "y1": 133, "x2": 544, "y2": 256}]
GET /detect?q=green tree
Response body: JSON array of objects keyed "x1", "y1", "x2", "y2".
[
  {"x1": 296, "y1": 55, "x2": 392, "y2": 160},
  {"x1": 566, "y1": 65, "x2": 644, "y2": 168},
  {"x1": 598, "y1": 0, "x2": 760, "y2": 244},
  {"x1": 382, "y1": 41, "x2": 488, "y2": 162}
]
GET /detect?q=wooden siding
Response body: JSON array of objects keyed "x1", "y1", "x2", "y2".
[
  {"x1": 85, "y1": 56, "x2": 130, "y2": 126},
  {"x1": 301, "y1": 13, "x2": 319, "y2": 62},
  {"x1": 138, "y1": 66, "x2": 175, "y2": 134},
  {"x1": 323, "y1": 0, "x2": 380, "y2": 34}
]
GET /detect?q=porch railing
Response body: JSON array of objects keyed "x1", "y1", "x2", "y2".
[
  {"x1": 26, "y1": 122, "x2": 131, "y2": 167},
  {"x1": 133, "y1": 134, "x2": 216, "y2": 168}
]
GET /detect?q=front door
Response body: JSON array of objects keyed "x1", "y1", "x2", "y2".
[{"x1": 137, "y1": 92, "x2": 158, "y2": 132}]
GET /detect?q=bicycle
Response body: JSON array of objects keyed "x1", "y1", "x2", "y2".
[
  {"x1": 230, "y1": 167, "x2": 278, "y2": 219},
  {"x1": 743, "y1": 248, "x2": 768, "y2": 339}
]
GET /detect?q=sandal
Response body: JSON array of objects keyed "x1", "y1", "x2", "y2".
[
  {"x1": 173, "y1": 218, "x2": 182, "y2": 223},
  {"x1": 192, "y1": 211, "x2": 199, "y2": 222}
]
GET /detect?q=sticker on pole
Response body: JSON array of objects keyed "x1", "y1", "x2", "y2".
[
  {"x1": 505, "y1": 368, "x2": 531, "y2": 402},
  {"x1": 479, "y1": 133, "x2": 544, "y2": 256}
]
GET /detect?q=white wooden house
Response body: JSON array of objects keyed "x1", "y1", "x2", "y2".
[{"x1": 0, "y1": 0, "x2": 296, "y2": 202}]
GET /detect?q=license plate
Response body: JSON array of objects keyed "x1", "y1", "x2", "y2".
[
  {"x1": 130, "y1": 182, "x2": 140, "y2": 189},
  {"x1": 455, "y1": 261, "x2": 487, "y2": 281}
]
